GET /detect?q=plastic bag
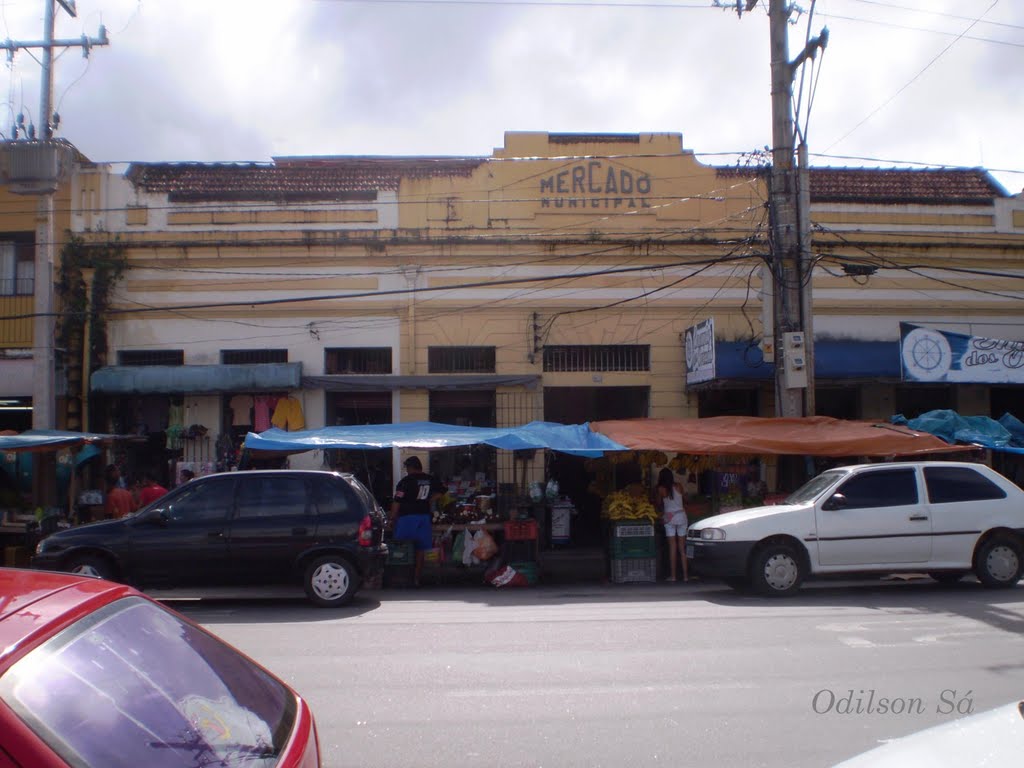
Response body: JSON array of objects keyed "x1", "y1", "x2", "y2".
[
  {"x1": 529, "y1": 482, "x2": 544, "y2": 502},
  {"x1": 486, "y1": 564, "x2": 528, "y2": 588},
  {"x1": 545, "y1": 479, "x2": 560, "y2": 500},
  {"x1": 471, "y1": 530, "x2": 498, "y2": 560}
]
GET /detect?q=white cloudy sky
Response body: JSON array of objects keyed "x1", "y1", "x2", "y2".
[{"x1": 2, "y1": 0, "x2": 1022, "y2": 191}]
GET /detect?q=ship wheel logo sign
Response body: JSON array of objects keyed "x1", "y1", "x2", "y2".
[{"x1": 902, "y1": 327, "x2": 952, "y2": 381}]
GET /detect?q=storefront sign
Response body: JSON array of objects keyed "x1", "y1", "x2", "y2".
[
  {"x1": 900, "y1": 322, "x2": 1024, "y2": 383},
  {"x1": 539, "y1": 161, "x2": 653, "y2": 210},
  {"x1": 685, "y1": 318, "x2": 716, "y2": 385}
]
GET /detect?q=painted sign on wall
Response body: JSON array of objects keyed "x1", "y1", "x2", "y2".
[
  {"x1": 538, "y1": 161, "x2": 653, "y2": 210},
  {"x1": 900, "y1": 322, "x2": 1024, "y2": 383},
  {"x1": 685, "y1": 318, "x2": 716, "y2": 385}
]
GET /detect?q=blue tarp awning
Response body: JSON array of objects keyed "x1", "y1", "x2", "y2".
[
  {"x1": 0, "y1": 429, "x2": 114, "y2": 453},
  {"x1": 91, "y1": 363, "x2": 302, "y2": 395},
  {"x1": 892, "y1": 409, "x2": 1024, "y2": 454},
  {"x1": 244, "y1": 421, "x2": 626, "y2": 457}
]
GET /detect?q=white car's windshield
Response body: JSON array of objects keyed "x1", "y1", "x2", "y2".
[{"x1": 785, "y1": 469, "x2": 848, "y2": 505}]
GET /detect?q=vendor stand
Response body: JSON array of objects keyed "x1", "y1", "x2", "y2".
[
  {"x1": 0, "y1": 429, "x2": 115, "y2": 565},
  {"x1": 244, "y1": 420, "x2": 626, "y2": 585}
]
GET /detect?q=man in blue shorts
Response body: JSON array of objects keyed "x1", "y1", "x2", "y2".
[{"x1": 391, "y1": 456, "x2": 445, "y2": 586}]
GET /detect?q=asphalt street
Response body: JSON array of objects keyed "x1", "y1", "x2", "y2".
[{"x1": 162, "y1": 578, "x2": 1024, "y2": 768}]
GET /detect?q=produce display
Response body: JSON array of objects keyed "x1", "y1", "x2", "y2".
[{"x1": 600, "y1": 491, "x2": 658, "y2": 522}]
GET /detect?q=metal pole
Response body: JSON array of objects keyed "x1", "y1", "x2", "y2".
[
  {"x1": 798, "y1": 141, "x2": 815, "y2": 415},
  {"x1": 32, "y1": 192, "x2": 56, "y2": 430},
  {"x1": 768, "y1": 0, "x2": 803, "y2": 418},
  {"x1": 40, "y1": 0, "x2": 55, "y2": 140}
]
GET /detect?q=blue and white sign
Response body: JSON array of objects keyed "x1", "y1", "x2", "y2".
[
  {"x1": 685, "y1": 318, "x2": 716, "y2": 385},
  {"x1": 900, "y1": 323, "x2": 1024, "y2": 383}
]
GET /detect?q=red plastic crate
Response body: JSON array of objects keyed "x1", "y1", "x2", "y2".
[{"x1": 504, "y1": 519, "x2": 538, "y2": 541}]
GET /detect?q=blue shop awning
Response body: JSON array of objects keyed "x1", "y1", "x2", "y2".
[
  {"x1": 91, "y1": 363, "x2": 302, "y2": 395},
  {"x1": 708, "y1": 340, "x2": 900, "y2": 383},
  {"x1": 244, "y1": 420, "x2": 626, "y2": 457}
]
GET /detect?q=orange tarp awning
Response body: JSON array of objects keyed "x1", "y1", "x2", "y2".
[{"x1": 590, "y1": 416, "x2": 970, "y2": 458}]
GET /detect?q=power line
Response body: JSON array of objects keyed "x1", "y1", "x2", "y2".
[
  {"x1": 0, "y1": 252, "x2": 760, "y2": 321},
  {"x1": 825, "y1": 0, "x2": 1004, "y2": 152}
]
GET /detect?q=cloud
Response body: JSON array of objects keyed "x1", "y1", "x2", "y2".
[{"x1": 0, "y1": 0, "x2": 1018, "y2": 192}]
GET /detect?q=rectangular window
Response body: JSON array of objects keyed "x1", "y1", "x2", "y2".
[
  {"x1": 0, "y1": 238, "x2": 34, "y2": 296},
  {"x1": 428, "y1": 346, "x2": 496, "y2": 374},
  {"x1": 117, "y1": 350, "x2": 185, "y2": 366},
  {"x1": 325, "y1": 347, "x2": 393, "y2": 374},
  {"x1": 543, "y1": 345, "x2": 650, "y2": 372},
  {"x1": 221, "y1": 349, "x2": 288, "y2": 365},
  {"x1": 925, "y1": 466, "x2": 1007, "y2": 503}
]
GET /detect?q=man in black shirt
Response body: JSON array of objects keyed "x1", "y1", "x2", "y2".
[{"x1": 391, "y1": 455, "x2": 445, "y2": 586}]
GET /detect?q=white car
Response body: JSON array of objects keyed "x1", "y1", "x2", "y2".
[
  {"x1": 687, "y1": 461, "x2": 1024, "y2": 595},
  {"x1": 833, "y1": 700, "x2": 1024, "y2": 767}
]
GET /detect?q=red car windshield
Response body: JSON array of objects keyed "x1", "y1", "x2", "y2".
[{"x1": 0, "y1": 596, "x2": 296, "y2": 767}]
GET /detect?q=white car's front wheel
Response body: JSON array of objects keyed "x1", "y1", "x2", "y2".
[
  {"x1": 974, "y1": 535, "x2": 1023, "y2": 588},
  {"x1": 750, "y1": 543, "x2": 805, "y2": 596}
]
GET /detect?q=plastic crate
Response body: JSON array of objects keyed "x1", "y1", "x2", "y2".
[
  {"x1": 510, "y1": 561, "x2": 539, "y2": 585},
  {"x1": 611, "y1": 557, "x2": 657, "y2": 584},
  {"x1": 504, "y1": 519, "x2": 538, "y2": 541},
  {"x1": 610, "y1": 535, "x2": 656, "y2": 560},
  {"x1": 387, "y1": 539, "x2": 415, "y2": 565},
  {"x1": 613, "y1": 521, "x2": 655, "y2": 538}
]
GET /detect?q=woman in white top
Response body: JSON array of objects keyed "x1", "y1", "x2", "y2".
[{"x1": 656, "y1": 467, "x2": 689, "y2": 582}]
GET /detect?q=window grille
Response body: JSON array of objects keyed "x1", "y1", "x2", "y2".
[
  {"x1": 428, "y1": 346, "x2": 496, "y2": 374},
  {"x1": 117, "y1": 350, "x2": 185, "y2": 366},
  {"x1": 325, "y1": 347, "x2": 393, "y2": 374},
  {"x1": 0, "y1": 239, "x2": 34, "y2": 296},
  {"x1": 221, "y1": 349, "x2": 288, "y2": 365},
  {"x1": 543, "y1": 345, "x2": 650, "y2": 372}
]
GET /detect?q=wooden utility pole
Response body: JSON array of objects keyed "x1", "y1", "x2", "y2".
[
  {"x1": 728, "y1": 0, "x2": 825, "y2": 417},
  {"x1": 767, "y1": 0, "x2": 805, "y2": 418}
]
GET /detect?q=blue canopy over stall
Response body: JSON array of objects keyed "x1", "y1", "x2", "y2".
[
  {"x1": 0, "y1": 429, "x2": 114, "y2": 453},
  {"x1": 891, "y1": 410, "x2": 1024, "y2": 455},
  {"x1": 243, "y1": 421, "x2": 626, "y2": 457}
]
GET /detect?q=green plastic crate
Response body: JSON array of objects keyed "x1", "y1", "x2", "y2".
[
  {"x1": 609, "y1": 535, "x2": 656, "y2": 559},
  {"x1": 387, "y1": 540, "x2": 415, "y2": 566}
]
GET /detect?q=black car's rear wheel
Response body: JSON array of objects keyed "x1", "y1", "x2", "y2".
[
  {"x1": 304, "y1": 555, "x2": 360, "y2": 607},
  {"x1": 65, "y1": 554, "x2": 115, "y2": 581}
]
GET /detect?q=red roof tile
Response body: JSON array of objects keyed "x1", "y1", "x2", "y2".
[
  {"x1": 129, "y1": 157, "x2": 1004, "y2": 206},
  {"x1": 127, "y1": 157, "x2": 485, "y2": 202},
  {"x1": 808, "y1": 167, "x2": 1005, "y2": 205},
  {"x1": 715, "y1": 165, "x2": 1004, "y2": 205}
]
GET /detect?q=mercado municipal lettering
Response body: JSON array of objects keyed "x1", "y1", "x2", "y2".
[{"x1": 539, "y1": 161, "x2": 653, "y2": 209}]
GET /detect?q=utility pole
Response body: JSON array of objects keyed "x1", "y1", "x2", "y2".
[
  {"x1": 767, "y1": 0, "x2": 804, "y2": 418},
  {"x1": 1, "y1": 0, "x2": 107, "y2": 508},
  {"x1": 730, "y1": 0, "x2": 825, "y2": 417},
  {"x1": 1, "y1": 1, "x2": 108, "y2": 433}
]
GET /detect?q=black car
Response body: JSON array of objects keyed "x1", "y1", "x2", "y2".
[{"x1": 31, "y1": 469, "x2": 388, "y2": 607}]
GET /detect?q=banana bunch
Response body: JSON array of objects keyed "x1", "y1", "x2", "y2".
[
  {"x1": 669, "y1": 454, "x2": 718, "y2": 473},
  {"x1": 601, "y1": 491, "x2": 659, "y2": 522}
]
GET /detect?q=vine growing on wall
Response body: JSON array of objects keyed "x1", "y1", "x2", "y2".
[{"x1": 55, "y1": 233, "x2": 127, "y2": 429}]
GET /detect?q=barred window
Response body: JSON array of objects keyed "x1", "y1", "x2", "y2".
[
  {"x1": 325, "y1": 347, "x2": 393, "y2": 374},
  {"x1": 428, "y1": 346, "x2": 496, "y2": 374},
  {"x1": 0, "y1": 239, "x2": 34, "y2": 296},
  {"x1": 117, "y1": 350, "x2": 185, "y2": 366},
  {"x1": 543, "y1": 345, "x2": 650, "y2": 372},
  {"x1": 221, "y1": 349, "x2": 288, "y2": 365}
]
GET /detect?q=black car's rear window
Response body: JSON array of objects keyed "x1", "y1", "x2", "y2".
[{"x1": 0, "y1": 596, "x2": 296, "y2": 767}]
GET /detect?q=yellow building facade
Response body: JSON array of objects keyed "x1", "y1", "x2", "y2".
[{"x1": 3, "y1": 132, "x2": 1024, "y2": 522}]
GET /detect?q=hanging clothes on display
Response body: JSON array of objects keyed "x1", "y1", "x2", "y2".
[
  {"x1": 271, "y1": 395, "x2": 305, "y2": 431},
  {"x1": 253, "y1": 395, "x2": 274, "y2": 432},
  {"x1": 229, "y1": 394, "x2": 254, "y2": 427}
]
